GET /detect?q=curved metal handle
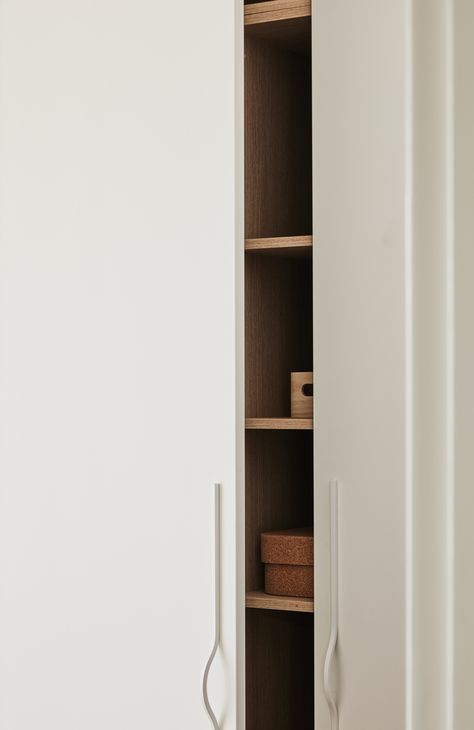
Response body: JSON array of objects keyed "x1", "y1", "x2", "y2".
[
  {"x1": 202, "y1": 483, "x2": 221, "y2": 730},
  {"x1": 323, "y1": 479, "x2": 339, "y2": 730}
]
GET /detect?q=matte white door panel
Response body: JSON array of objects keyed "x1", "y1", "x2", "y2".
[
  {"x1": 0, "y1": 1, "x2": 238, "y2": 728},
  {"x1": 314, "y1": 1, "x2": 407, "y2": 727}
]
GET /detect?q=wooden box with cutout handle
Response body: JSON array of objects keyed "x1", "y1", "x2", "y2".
[{"x1": 291, "y1": 371, "x2": 313, "y2": 418}]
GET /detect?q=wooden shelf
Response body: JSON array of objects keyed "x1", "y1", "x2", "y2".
[
  {"x1": 246, "y1": 417, "x2": 313, "y2": 430},
  {"x1": 246, "y1": 590, "x2": 314, "y2": 613},
  {"x1": 245, "y1": 0, "x2": 311, "y2": 26},
  {"x1": 245, "y1": 235, "x2": 312, "y2": 257}
]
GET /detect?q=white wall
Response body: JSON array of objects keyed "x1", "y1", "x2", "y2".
[
  {"x1": 409, "y1": 0, "x2": 474, "y2": 727},
  {"x1": 453, "y1": 0, "x2": 474, "y2": 726},
  {"x1": 411, "y1": 0, "x2": 451, "y2": 726}
]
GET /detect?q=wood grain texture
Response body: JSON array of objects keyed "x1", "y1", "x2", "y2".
[
  {"x1": 245, "y1": 0, "x2": 311, "y2": 25},
  {"x1": 246, "y1": 609, "x2": 314, "y2": 729},
  {"x1": 245, "y1": 32, "x2": 312, "y2": 238},
  {"x1": 244, "y1": 3, "x2": 314, "y2": 724},
  {"x1": 245, "y1": 15, "x2": 311, "y2": 55},
  {"x1": 245, "y1": 417, "x2": 313, "y2": 429},
  {"x1": 245, "y1": 234, "x2": 312, "y2": 257},
  {"x1": 246, "y1": 590, "x2": 314, "y2": 613},
  {"x1": 245, "y1": 255, "x2": 312, "y2": 418},
  {"x1": 290, "y1": 371, "x2": 313, "y2": 418},
  {"x1": 245, "y1": 430, "x2": 313, "y2": 591}
]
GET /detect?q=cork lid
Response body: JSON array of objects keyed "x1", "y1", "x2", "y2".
[{"x1": 261, "y1": 527, "x2": 314, "y2": 566}]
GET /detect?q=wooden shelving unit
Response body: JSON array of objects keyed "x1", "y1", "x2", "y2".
[
  {"x1": 246, "y1": 590, "x2": 314, "y2": 613},
  {"x1": 245, "y1": 417, "x2": 313, "y2": 430},
  {"x1": 244, "y1": 0, "x2": 314, "y2": 726}
]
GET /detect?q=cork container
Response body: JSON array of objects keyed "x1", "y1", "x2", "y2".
[
  {"x1": 290, "y1": 372, "x2": 313, "y2": 418},
  {"x1": 261, "y1": 527, "x2": 314, "y2": 598}
]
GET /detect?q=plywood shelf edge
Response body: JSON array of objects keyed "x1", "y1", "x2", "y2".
[
  {"x1": 245, "y1": 417, "x2": 313, "y2": 430},
  {"x1": 246, "y1": 590, "x2": 314, "y2": 613},
  {"x1": 245, "y1": 235, "x2": 312, "y2": 255}
]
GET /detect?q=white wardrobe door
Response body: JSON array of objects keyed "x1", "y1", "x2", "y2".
[
  {"x1": 0, "y1": 2, "x2": 238, "y2": 729},
  {"x1": 314, "y1": 0, "x2": 407, "y2": 728}
]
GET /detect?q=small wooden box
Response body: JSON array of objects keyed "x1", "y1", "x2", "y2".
[
  {"x1": 291, "y1": 371, "x2": 313, "y2": 418},
  {"x1": 261, "y1": 528, "x2": 314, "y2": 599}
]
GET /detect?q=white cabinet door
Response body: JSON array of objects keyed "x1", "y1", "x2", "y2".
[
  {"x1": 314, "y1": 1, "x2": 407, "y2": 728},
  {"x1": 0, "y1": 2, "x2": 239, "y2": 728}
]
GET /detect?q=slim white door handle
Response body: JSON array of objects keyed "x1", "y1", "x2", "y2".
[
  {"x1": 202, "y1": 483, "x2": 221, "y2": 730},
  {"x1": 323, "y1": 479, "x2": 339, "y2": 730}
]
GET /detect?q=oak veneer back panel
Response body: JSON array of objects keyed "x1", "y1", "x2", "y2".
[
  {"x1": 244, "y1": 33, "x2": 312, "y2": 238},
  {"x1": 245, "y1": 429, "x2": 313, "y2": 592},
  {"x1": 245, "y1": 15, "x2": 311, "y2": 55},
  {"x1": 245, "y1": 254, "x2": 312, "y2": 418},
  {"x1": 246, "y1": 609, "x2": 314, "y2": 729}
]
